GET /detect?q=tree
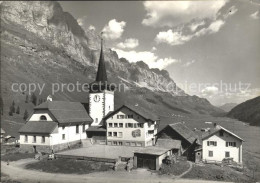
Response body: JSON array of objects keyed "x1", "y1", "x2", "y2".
[
  {"x1": 9, "y1": 106, "x2": 13, "y2": 116},
  {"x1": 16, "y1": 106, "x2": 20, "y2": 114},
  {"x1": 11, "y1": 100, "x2": 15, "y2": 113},
  {"x1": 23, "y1": 109, "x2": 29, "y2": 121},
  {"x1": 25, "y1": 94, "x2": 29, "y2": 103},
  {"x1": 0, "y1": 96, "x2": 3, "y2": 115},
  {"x1": 31, "y1": 93, "x2": 37, "y2": 106}
]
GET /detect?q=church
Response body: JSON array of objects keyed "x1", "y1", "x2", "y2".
[{"x1": 19, "y1": 36, "x2": 158, "y2": 153}]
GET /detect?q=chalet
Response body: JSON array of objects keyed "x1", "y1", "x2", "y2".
[
  {"x1": 201, "y1": 125, "x2": 243, "y2": 164},
  {"x1": 156, "y1": 122, "x2": 200, "y2": 161},
  {"x1": 104, "y1": 104, "x2": 159, "y2": 147},
  {"x1": 19, "y1": 100, "x2": 93, "y2": 153}
]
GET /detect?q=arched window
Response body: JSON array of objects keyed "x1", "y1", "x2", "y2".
[{"x1": 40, "y1": 115, "x2": 47, "y2": 121}]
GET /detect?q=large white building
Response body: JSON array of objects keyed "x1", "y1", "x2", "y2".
[
  {"x1": 19, "y1": 101, "x2": 93, "y2": 153},
  {"x1": 105, "y1": 105, "x2": 159, "y2": 147},
  {"x1": 201, "y1": 125, "x2": 243, "y2": 164}
]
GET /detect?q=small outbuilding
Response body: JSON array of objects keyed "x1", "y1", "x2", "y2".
[{"x1": 133, "y1": 146, "x2": 172, "y2": 170}]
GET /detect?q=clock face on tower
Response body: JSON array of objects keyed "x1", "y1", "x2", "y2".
[{"x1": 94, "y1": 95, "x2": 100, "y2": 102}]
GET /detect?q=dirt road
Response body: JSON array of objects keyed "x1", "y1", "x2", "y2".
[{"x1": 1, "y1": 159, "x2": 232, "y2": 183}]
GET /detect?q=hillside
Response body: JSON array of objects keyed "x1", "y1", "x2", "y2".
[
  {"x1": 0, "y1": 1, "x2": 224, "y2": 136},
  {"x1": 227, "y1": 96, "x2": 260, "y2": 126},
  {"x1": 218, "y1": 103, "x2": 238, "y2": 112}
]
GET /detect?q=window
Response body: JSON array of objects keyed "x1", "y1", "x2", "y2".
[
  {"x1": 82, "y1": 124, "x2": 85, "y2": 132},
  {"x1": 62, "y1": 134, "x2": 65, "y2": 140},
  {"x1": 113, "y1": 132, "x2": 117, "y2": 137},
  {"x1": 127, "y1": 123, "x2": 133, "y2": 128},
  {"x1": 119, "y1": 123, "x2": 123, "y2": 128},
  {"x1": 24, "y1": 135, "x2": 28, "y2": 142},
  {"x1": 118, "y1": 132, "x2": 123, "y2": 138},
  {"x1": 33, "y1": 136, "x2": 36, "y2": 143},
  {"x1": 219, "y1": 131, "x2": 224, "y2": 136},
  {"x1": 136, "y1": 123, "x2": 143, "y2": 128},
  {"x1": 113, "y1": 141, "x2": 118, "y2": 145},
  {"x1": 225, "y1": 151, "x2": 230, "y2": 158},
  {"x1": 131, "y1": 142, "x2": 136, "y2": 146},
  {"x1": 226, "y1": 142, "x2": 236, "y2": 147},
  {"x1": 76, "y1": 125, "x2": 79, "y2": 134},
  {"x1": 208, "y1": 151, "x2": 213, "y2": 157},
  {"x1": 125, "y1": 142, "x2": 130, "y2": 146},
  {"x1": 207, "y1": 141, "x2": 217, "y2": 146},
  {"x1": 127, "y1": 115, "x2": 133, "y2": 119},
  {"x1": 117, "y1": 115, "x2": 124, "y2": 119},
  {"x1": 109, "y1": 123, "x2": 113, "y2": 127},
  {"x1": 41, "y1": 136, "x2": 45, "y2": 143},
  {"x1": 118, "y1": 142, "x2": 123, "y2": 146},
  {"x1": 114, "y1": 123, "x2": 118, "y2": 128},
  {"x1": 108, "y1": 132, "x2": 112, "y2": 136},
  {"x1": 40, "y1": 115, "x2": 47, "y2": 121},
  {"x1": 136, "y1": 142, "x2": 142, "y2": 147},
  {"x1": 95, "y1": 118, "x2": 98, "y2": 123}
]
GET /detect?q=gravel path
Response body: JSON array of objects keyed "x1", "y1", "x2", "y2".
[{"x1": 1, "y1": 159, "x2": 232, "y2": 183}]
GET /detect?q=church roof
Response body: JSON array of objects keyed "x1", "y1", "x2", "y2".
[
  {"x1": 95, "y1": 37, "x2": 107, "y2": 83},
  {"x1": 19, "y1": 121, "x2": 58, "y2": 134},
  {"x1": 34, "y1": 101, "x2": 93, "y2": 124}
]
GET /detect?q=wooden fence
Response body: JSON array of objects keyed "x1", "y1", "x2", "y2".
[{"x1": 55, "y1": 154, "x2": 116, "y2": 163}]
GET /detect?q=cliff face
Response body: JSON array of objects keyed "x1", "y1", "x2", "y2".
[
  {"x1": 0, "y1": 1, "x2": 223, "y2": 120},
  {"x1": 0, "y1": 1, "x2": 184, "y2": 96}
]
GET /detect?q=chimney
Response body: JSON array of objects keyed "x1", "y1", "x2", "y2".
[{"x1": 47, "y1": 95, "x2": 52, "y2": 102}]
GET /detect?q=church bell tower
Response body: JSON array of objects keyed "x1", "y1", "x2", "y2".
[{"x1": 89, "y1": 34, "x2": 115, "y2": 126}]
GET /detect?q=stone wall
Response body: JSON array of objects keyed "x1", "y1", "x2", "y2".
[{"x1": 19, "y1": 140, "x2": 81, "y2": 153}]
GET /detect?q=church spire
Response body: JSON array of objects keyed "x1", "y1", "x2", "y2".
[{"x1": 95, "y1": 32, "x2": 108, "y2": 82}]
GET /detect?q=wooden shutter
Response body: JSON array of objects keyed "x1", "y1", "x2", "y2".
[{"x1": 207, "y1": 141, "x2": 209, "y2": 146}]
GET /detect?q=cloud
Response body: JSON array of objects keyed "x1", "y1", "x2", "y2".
[
  {"x1": 117, "y1": 38, "x2": 139, "y2": 49},
  {"x1": 151, "y1": 47, "x2": 157, "y2": 51},
  {"x1": 77, "y1": 16, "x2": 88, "y2": 30},
  {"x1": 189, "y1": 21, "x2": 205, "y2": 32},
  {"x1": 149, "y1": 57, "x2": 180, "y2": 70},
  {"x1": 112, "y1": 48, "x2": 178, "y2": 70},
  {"x1": 102, "y1": 19, "x2": 126, "y2": 40},
  {"x1": 142, "y1": 1, "x2": 227, "y2": 27},
  {"x1": 155, "y1": 29, "x2": 193, "y2": 46},
  {"x1": 196, "y1": 19, "x2": 225, "y2": 37},
  {"x1": 201, "y1": 86, "x2": 219, "y2": 96},
  {"x1": 182, "y1": 60, "x2": 196, "y2": 67},
  {"x1": 223, "y1": 6, "x2": 238, "y2": 19},
  {"x1": 88, "y1": 25, "x2": 96, "y2": 31},
  {"x1": 250, "y1": 11, "x2": 260, "y2": 19}
]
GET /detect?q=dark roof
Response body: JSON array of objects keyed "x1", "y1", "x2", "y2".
[
  {"x1": 134, "y1": 146, "x2": 170, "y2": 156},
  {"x1": 95, "y1": 38, "x2": 107, "y2": 82},
  {"x1": 155, "y1": 139, "x2": 181, "y2": 149},
  {"x1": 34, "y1": 101, "x2": 93, "y2": 124},
  {"x1": 202, "y1": 125, "x2": 244, "y2": 141},
  {"x1": 104, "y1": 104, "x2": 159, "y2": 121},
  {"x1": 168, "y1": 122, "x2": 198, "y2": 144},
  {"x1": 19, "y1": 121, "x2": 58, "y2": 134},
  {"x1": 86, "y1": 126, "x2": 107, "y2": 132}
]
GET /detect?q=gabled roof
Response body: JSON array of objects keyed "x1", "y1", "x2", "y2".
[
  {"x1": 155, "y1": 139, "x2": 181, "y2": 149},
  {"x1": 19, "y1": 121, "x2": 58, "y2": 134},
  {"x1": 86, "y1": 126, "x2": 107, "y2": 132},
  {"x1": 34, "y1": 101, "x2": 93, "y2": 124},
  {"x1": 134, "y1": 146, "x2": 170, "y2": 156},
  {"x1": 158, "y1": 122, "x2": 198, "y2": 144},
  {"x1": 104, "y1": 104, "x2": 159, "y2": 121},
  {"x1": 202, "y1": 125, "x2": 244, "y2": 141}
]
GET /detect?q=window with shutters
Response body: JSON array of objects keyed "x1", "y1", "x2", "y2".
[
  {"x1": 207, "y1": 141, "x2": 217, "y2": 146},
  {"x1": 114, "y1": 123, "x2": 118, "y2": 128},
  {"x1": 225, "y1": 151, "x2": 230, "y2": 157},
  {"x1": 108, "y1": 132, "x2": 112, "y2": 136},
  {"x1": 119, "y1": 123, "x2": 123, "y2": 128},
  {"x1": 118, "y1": 132, "x2": 123, "y2": 138},
  {"x1": 226, "y1": 142, "x2": 236, "y2": 147}
]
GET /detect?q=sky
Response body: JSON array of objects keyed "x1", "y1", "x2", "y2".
[{"x1": 59, "y1": 0, "x2": 260, "y2": 106}]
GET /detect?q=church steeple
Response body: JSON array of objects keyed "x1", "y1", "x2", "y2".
[{"x1": 95, "y1": 33, "x2": 107, "y2": 82}]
